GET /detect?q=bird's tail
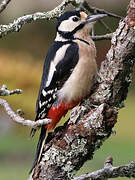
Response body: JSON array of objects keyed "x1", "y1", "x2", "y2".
[{"x1": 30, "y1": 126, "x2": 47, "y2": 173}]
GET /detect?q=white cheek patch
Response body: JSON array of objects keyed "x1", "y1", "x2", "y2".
[{"x1": 58, "y1": 17, "x2": 80, "y2": 32}]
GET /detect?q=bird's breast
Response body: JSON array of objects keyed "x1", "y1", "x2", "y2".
[{"x1": 58, "y1": 38, "x2": 97, "y2": 103}]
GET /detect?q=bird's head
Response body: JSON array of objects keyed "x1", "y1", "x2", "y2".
[{"x1": 56, "y1": 11, "x2": 107, "y2": 40}]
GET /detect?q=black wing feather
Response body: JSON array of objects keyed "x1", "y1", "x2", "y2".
[
  {"x1": 48, "y1": 42, "x2": 79, "y2": 88},
  {"x1": 36, "y1": 41, "x2": 64, "y2": 112}
]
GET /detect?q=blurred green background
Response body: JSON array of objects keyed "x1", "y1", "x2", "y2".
[{"x1": 0, "y1": 0, "x2": 134, "y2": 180}]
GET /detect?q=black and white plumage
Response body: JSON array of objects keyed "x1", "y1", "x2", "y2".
[
  {"x1": 35, "y1": 40, "x2": 79, "y2": 121},
  {"x1": 31, "y1": 11, "x2": 107, "y2": 172}
]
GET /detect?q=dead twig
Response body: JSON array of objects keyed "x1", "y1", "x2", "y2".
[
  {"x1": 73, "y1": 157, "x2": 135, "y2": 180},
  {"x1": 98, "y1": 19, "x2": 113, "y2": 33},
  {"x1": 0, "y1": 84, "x2": 22, "y2": 96},
  {"x1": 92, "y1": 33, "x2": 113, "y2": 41},
  {"x1": 0, "y1": 98, "x2": 51, "y2": 128},
  {"x1": 82, "y1": 1, "x2": 122, "y2": 19}
]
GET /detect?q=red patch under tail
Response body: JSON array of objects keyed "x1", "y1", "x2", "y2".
[{"x1": 46, "y1": 101, "x2": 79, "y2": 131}]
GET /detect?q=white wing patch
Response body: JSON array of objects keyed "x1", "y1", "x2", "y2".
[
  {"x1": 46, "y1": 44, "x2": 70, "y2": 87},
  {"x1": 42, "y1": 89, "x2": 47, "y2": 96},
  {"x1": 46, "y1": 61, "x2": 56, "y2": 87}
]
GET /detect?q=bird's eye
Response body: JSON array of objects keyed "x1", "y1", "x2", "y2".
[{"x1": 72, "y1": 17, "x2": 79, "y2": 22}]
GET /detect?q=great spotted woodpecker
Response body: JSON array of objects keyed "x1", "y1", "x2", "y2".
[{"x1": 31, "y1": 11, "x2": 107, "y2": 171}]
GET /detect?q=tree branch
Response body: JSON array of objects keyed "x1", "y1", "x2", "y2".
[
  {"x1": 0, "y1": 84, "x2": 22, "y2": 96},
  {"x1": 0, "y1": 98, "x2": 51, "y2": 128},
  {"x1": 30, "y1": 0, "x2": 135, "y2": 179},
  {"x1": 82, "y1": 1, "x2": 122, "y2": 19},
  {"x1": 0, "y1": 0, "x2": 73, "y2": 38},
  {"x1": 98, "y1": 19, "x2": 113, "y2": 33},
  {"x1": 92, "y1": 33, "x2": 113, "y2": 41},
  {"x1": 0, "y1": 0, "x2": 11, "y2": 14},
  {"x1": 0, "y1": 0, "x2": 121, "y2": 39},
  {"x1": 73, "y1": 157, "x2": 135, "y2": 180}
]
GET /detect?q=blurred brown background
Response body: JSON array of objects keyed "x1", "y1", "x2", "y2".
[{"x1": 0, "y1": 0, "x2": 134, "y2": 180}]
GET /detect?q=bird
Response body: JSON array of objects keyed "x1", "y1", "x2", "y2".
[{"x1": 30, "y1": 10, "x2": 107, "y2": 172}]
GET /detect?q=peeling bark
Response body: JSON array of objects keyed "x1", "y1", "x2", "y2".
[{"x1": 30, "y1": 1, "x2": 135, "y2": 180}]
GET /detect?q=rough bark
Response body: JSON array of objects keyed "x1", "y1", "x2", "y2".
[{"x1": 30, "y1": 1, "x2": 135, "y2": 180}]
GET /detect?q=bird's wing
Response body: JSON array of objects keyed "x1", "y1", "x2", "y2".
[{"x1": 35, "y1": 41, "x2": 79, "y2": 120}]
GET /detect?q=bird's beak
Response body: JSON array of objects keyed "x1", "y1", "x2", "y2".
[
  {"x1": 84, "y1": 14, "x2": 107, "y2": 24},
  {"x1": 80, "y1": 12, "x2": 107, "y2": 24}
]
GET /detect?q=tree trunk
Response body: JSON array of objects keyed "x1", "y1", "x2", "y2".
[{"x1": 29, "y1": 0, "x2": 135, "y2": 179}]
